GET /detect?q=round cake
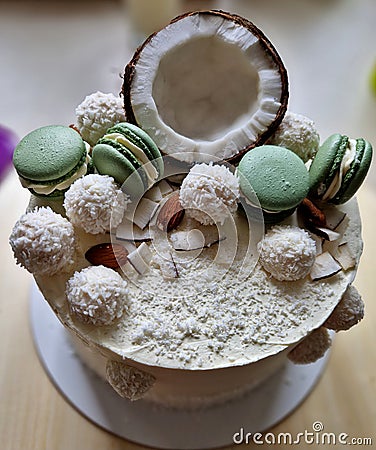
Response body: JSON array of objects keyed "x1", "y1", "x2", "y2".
[{"x1": 9, "y1": 10, "x2": 371, "y2": 410}]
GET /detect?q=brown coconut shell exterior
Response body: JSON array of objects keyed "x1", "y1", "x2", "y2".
[{"x1": 122, "y1": 10, "x2": 289, "y2": 165}]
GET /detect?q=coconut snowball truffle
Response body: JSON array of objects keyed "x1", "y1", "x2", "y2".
[
  {"x1": 288, "y1": 327, "x2": 332, "y2": 364},
  {"x1": 9, "y1": 207, "x2": 76, "y2": 276},
  {"x1": 66, "y1": 265, "x2": 128, "y2": 326},
  {"x1": 324, "y1": 285, "x2": 364, "y2": 331},
  {"x1": 106, "y1": 360, "x2": 156, "y2": 400},
  {"x1": 179, "y1": 163, "x2": 240, "y2": 225},
  {"x1": 258, "y1": 225, "x2": 317, "y2": 281},
  {"x1": 64, "y1": 174, "x2": 129, "y2": 234},
  {"x1": 75, "y1": 91, "x2": 127, "y2": 146},
  {"x1": 269, "y1": 111, "x2": 320, "y2": 162}
]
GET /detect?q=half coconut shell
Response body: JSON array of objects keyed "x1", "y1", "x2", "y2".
[{"x1": 123, "y1": 10, "x2": 289, "y2": 164}]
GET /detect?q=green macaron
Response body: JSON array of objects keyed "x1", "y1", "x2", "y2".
[
  {"x1": 238, "y1": 145, "x2": 309, "y2": 221},
  {"x1": 13, "y1": 125, "x2": 87, "y2": 198},
  {"x1": 309, "y1": 134, "x2": 373, "y2": 204},
  {"x1": 92, "y1": 122, "x2": 163, "y2": 198}
]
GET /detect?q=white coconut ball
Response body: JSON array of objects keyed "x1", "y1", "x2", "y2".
[
  {"x1": 75, "y1": 91, "x2": 127, "y2": 146},
  {"x1": 258, "y1": 225, "x2": 317, "y2": 281},
  {"x1": 64, "y1": 174, "x2": 130, "y2": 234},
  {"x1": 269, "y1": 111, "x2": 320, "y2": 162},
  {"x1": 288, "y1": 327, "x2": 332, "y2": 364},
  {"x1": 66, "y1": 265, "x2": 128, "y2": 326},
  {"x1": 179, "y1": 163, "x2": 240, "y2": 225},
  {"x1": 9, "y1": 207, "x2": 76, "y2": 276},
  {"x1": 106, "y1": 360, "x2": 155, "y2": 400},
  {"x1": 324, "y1": 285, "x2": 364, "y2": 331}
]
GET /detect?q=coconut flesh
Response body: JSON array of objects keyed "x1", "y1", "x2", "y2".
[{"x1": 124, "y1": 11, "x2": 288, "y2": 163}]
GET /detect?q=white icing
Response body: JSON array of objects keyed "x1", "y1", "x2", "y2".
[{"x1": 34, "y1": 198, "x2": 362, "y2": 370}]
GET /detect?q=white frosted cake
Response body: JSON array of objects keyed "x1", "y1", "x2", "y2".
[{"x1": 10, "y1": 10, "x2": 370, "y2": 410}]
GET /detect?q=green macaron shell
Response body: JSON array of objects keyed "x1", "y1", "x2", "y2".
[
  {"x1": 308, "y1": 134, "x2": 348, "y2": 198},
  {"x1": 94, "y1": 137, "x2": 148, "y2": 188},
  {"x1": 92, "y1": 142, "x2": 145, "y2": 198},
  {"x1": 238, "y1": 145, "x2": 309, "y2": 212},
  {"x1": 13, "y1": 125, "x2": 86, "y2": 183},
  {"x1": 332, "y1": 138, "x2": 373, "y2": 204},
  {"x1": 107, "y1": 122, "x2": 164, "y2": 178}
]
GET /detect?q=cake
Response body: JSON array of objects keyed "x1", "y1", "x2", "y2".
[{"x1": 9, "y1": 10, "x2": 371, "y2": 410}]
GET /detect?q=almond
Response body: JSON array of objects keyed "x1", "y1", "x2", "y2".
[
  {"x1": 156, "y1": 191, "x2": 185, "y2": 232},
  {"x1": 85, "y1": 243, "x2": 128, "y2": 269}
]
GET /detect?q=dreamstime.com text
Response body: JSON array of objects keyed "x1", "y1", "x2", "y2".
[{"x1": 233, "y1": 422, "x2": 373, "y2": 446}]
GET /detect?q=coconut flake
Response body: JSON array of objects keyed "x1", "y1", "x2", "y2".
[
  {"x1": 124, "y1": 197, "x2": 159, "y2": 230},
  {"x1": 310, "y1": 252, "x2": 342, "y2": 281},
  {"x1": 127, "y1": 242, "x2": 153, "y2": 275}
]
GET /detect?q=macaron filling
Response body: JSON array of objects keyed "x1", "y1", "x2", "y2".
[
  {"x1": 322, "y1": 138, "x2": 358, "y2": 201},
  {"x1": 102, "y1": 132, "x2": 158, "y2": 186},
  {"x1": 20, "y1": 149, "x2": 90, "y2": 196}
]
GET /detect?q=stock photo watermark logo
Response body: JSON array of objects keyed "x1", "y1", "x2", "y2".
[{"x1": 233, "y1": 421, "x2": 373, "y2": 446}]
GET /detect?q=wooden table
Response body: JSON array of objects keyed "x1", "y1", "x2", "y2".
[{"x1": 1, "y1": 171, "x2": 375, "y2": 450}]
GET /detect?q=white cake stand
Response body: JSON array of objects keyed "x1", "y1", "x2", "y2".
[{"x1": 30, "y1": 282, "x2": 330, "y2": 450}]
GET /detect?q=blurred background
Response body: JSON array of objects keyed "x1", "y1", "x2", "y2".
[{"x1": 0, "y1": 1, "x2": 375, "y2": 449}]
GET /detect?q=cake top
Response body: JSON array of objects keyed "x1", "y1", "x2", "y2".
[{"x1": 10, "y1": 10, "x2": 371, "y2": 374}]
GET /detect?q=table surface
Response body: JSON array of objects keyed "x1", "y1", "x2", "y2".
[{"x1": 1, "y1": 1, "x2": 376, "y2": 449}]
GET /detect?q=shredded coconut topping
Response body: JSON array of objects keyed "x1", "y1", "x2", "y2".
[
  {"x1": 288, "y1": 327, "x2": 331, "y2": 364},
  {"x1": 324, "y1": 285, "x2": 364, "y2": 331},
  {"x1": 258, "y1": 225, "x2": 316, "y2": 281},
  {"x1": 9, "y1": 207, "x2": 75, "y2": 276},
  {"x1": 269, "y1": 111, "x2": 320, "y2": 162},
  {"x1": 75, "y1": 91, "x2": 126, "y2": 146},
  {"x1": 106, "y1": 360, "x2": 155, "y2": 400},
  {"x1": 66, "y1": 265, "x2": 128, "y2": 326},
  {"x1": 179, "y1": 163, "x2": 240, "y2": 225},
  {"x1": 64, "y1": 174, "x2": 130, "y2": 234}
]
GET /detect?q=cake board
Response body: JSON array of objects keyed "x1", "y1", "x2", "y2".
[{"x1": 29, "y1": 281, "x2": 330, "y2": 450}]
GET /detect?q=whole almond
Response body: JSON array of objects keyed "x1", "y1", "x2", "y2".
[
  {"x1": 156, "y1": 191, "x2": 185, "y2": 232},
  {"x1": 85, "y1": 243, "x2": 128, "y2": 269}
]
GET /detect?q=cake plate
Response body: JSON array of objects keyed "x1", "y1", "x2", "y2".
[{"x1": 30, "y1": 282, "x2": 330, "y2": 450}]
